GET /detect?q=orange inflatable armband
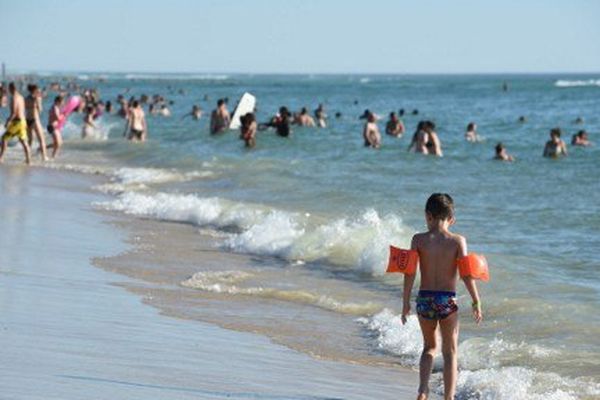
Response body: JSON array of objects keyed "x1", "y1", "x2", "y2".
[
  {"x1": 457, "y1": 253, "x2": 490, "y2": 282},
  {"x1": 386, "y1": 246, "x2": 418, "y2": 275}
]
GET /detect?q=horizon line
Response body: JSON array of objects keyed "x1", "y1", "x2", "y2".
[{"x1": 3, "y1": 67, "x2": 600, "y2": 77}]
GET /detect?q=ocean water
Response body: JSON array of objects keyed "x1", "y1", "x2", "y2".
[{"x1": 4, "y1": 73, "x2": 599, "y2": 399}]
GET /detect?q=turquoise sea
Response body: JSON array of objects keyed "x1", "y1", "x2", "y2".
[{"x1": 3, "y1": 73, "x2": 599, "y2": 399}]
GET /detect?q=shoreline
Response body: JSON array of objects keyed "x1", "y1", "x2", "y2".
[{"x1": 0, "y1": 164, "x2": 420, "y2": 399}]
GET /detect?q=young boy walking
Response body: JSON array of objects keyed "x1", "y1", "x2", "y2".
[{"x1": 401, "y1": 193, "x2": 483, "y2": 400}]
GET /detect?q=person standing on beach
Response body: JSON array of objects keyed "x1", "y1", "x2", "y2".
[
  {"x1": 25, "y1": 84, "x2": 48, "y2": 161},
  {"x1": 210, "y1": 99, "x2": 230, "y2": 134},
  {"x1": 0, "y1": 82, "x2": 31, "y2": 165},
  {"x1": 47, "y1": 96, "x2": 64, "y2": 159},
  {"x1": 125, "y1": 100, "x2": 147, "y2": 141},
  {"x1": 402, "y1": 194, "x2": 483, "y2": 400},
  {"x1": 363, "y1": 112, "x2": 381, "y2": 148}
]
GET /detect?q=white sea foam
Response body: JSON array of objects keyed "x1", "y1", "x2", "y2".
[
  {"x1": 95, "y1": 191, "x2": 413, "y2": 274},
  {"x1": 359, "y1": 309, "x2": 600, "y2": 400},
  {"x1": 181, "y1": 270, "x2": 380, "y2": 315},
  {"x1": 123, "y1": 73, "x2": 229, "y2": 81},
  {"x1": 555, "y1": 79, "x2": 600, "y2": 88}
]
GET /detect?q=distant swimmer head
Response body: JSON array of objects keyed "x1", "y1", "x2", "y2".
[
  {"x1": 550, "y1": 127, "x2": 562, "y2": 139},
  {"x1": 425, "y1": 193, "x2": 455, "y2": 223},
  {"x1": 335, "y1": 112, "x2": 342, "y2": 118},
  {"x1": 217, "y1": 98, "x2": 225, "y2": 107},
  {"x1": 354, "y1": 99, "x2": 359, "y2": 105},
  {"x1": 495, "y1": 142, "x2": 505, "y2": 156},
  {"x1": 132, "y1": 100, "x2": 140, "y2": 108},
  {"x1": 412, "y1": 109, "x2": 419, "y2": 115},
  {"x1": 398, "y1": 108, "x2": 405, "y2": 116},
  {"x1": 389, "y1": 112, "x2": 397, "y2": 120},
  {"x1": 360, "y1": 109, "x2": 370, "y2": 119},
  {"x1": 300, "y1": 107, "x2": 308, "y2": 115},
  {"x1": 467, "y1": 122, "x2": 476, "y2": 132},
  {"x1": 518, "y1": 116, "x2": 527, "y2": 123},
  {"x1": 423, "y1": 120, "x2": 436, "y2": 133},
  {"x1": 279, "y1": 106, "x2": 290, "y2": 117},
  {"x1": 575, "y1": 117, "x2": 584, "y2": 124}
]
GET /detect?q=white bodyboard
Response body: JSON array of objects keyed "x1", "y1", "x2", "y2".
[{"x1": 229, "y1": 92, "x2": 256, "y2": 130}]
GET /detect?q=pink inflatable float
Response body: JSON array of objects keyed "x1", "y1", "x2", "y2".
[{"x1": 56, "y1": 96, "x2": 82, "y2": 130}]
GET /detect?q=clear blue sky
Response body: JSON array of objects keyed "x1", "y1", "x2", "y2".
[{"x1": 1, "y1": 0, "x2": 599, "y2": 74}]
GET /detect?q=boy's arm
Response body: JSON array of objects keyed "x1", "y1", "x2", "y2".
[
  {"x1": 458, "y1": 236, "x2": 483, "y2": 323},
  {"x1": 401, "y1": 235, "x2": 418, "y2": 325}
]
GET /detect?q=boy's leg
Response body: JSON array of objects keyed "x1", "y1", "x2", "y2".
[
  {"x1": 417, "y1": 316, "x2": 438, "y2": 399},
  {"x1": 439, "y1": 312, "x2": 459, "y2": 400}
]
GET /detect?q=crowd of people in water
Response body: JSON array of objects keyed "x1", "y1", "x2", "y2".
[{"x1": 0, "y1": 80, "x2": 593, "y2": 165}]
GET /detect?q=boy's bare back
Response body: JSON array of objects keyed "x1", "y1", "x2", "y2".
[{"x1": 412, "y1": 230, "x2": 467, "y2": 293}]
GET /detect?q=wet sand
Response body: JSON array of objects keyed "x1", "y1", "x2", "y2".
[{"x1": 0, "y1": 165, "x2": 420, "y2": 400}]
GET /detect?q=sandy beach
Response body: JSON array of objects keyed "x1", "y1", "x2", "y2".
[{"x1": 0, "y1": 165, "x2": 420, "y2": 400}]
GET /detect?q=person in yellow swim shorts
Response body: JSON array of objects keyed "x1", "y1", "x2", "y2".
[
  {"x1": 0, "y1": 82, "x2": 31, "y2": 165},
  {"x1": 5, "y1": 119, "x2": 28, "y2": 141}
]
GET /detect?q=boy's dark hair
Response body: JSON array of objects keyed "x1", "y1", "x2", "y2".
[
  {"x1": 425, "y1": 193, "x2": 455, "y2": 220},
  {"x1": 551, "y1": 127, "x2": 561, "y2": 137},
  {"x1": 54, "y1": 95, "x2": 63, "y2": 104}
]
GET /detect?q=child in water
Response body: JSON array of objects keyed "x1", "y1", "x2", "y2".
[{"x1": 401, "y1": 193, "x2": 483, "y2": 400}]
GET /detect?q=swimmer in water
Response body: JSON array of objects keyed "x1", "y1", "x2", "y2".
[
  {"x1": 25, "y1": 84, "x2": 48, "y2": 161},
  {"x1": 125, "y1": 100, "x2": 147, "y2": 142},
  {"x1": 295, "y1": 107, "x2": 316, "y2": 127},
  {"x1": 571, "y1": 130, "x2": 592, "y2": 147},
  {"x1": 0, "y1": 82, "x2": 31, "y2": 165},
  {"x1": 210, "y1": 98, "x2": 230, "y2": 134},
  {"x1": 363, "y1": 112, "x2": 381, "y2": 148},
  {"x1": 518, "y1": 116, "x2": 527, "y2": 123},
  {"x1": 182, "y1": 105, "x2": 202, "y2": 120},
  {"x1": 159, "y1": 104, "x2": 171, "y2": 117},
  {"x1": 385, "y1": 112, "x2": 405, "y2": 137},
  {"x1": 274, "y1": 107, "x2": 292, "y2": 137},
  {"x1": 402, "y1": 193, "x2": 483, "y2": 400},
  {"x1": 314, "y1": 104, "x2": 327, "y2": 128},
  {"x1": 82, "y1": 105, "x2": 97, "y2": 139},
  {"x1": 494, "y1": 142, "x2": 514, "y2": 161},
  {"x1": 543, "y1": 128, "x2": 568, "y2": 158},
  {"x1": 424, "y1": 121, "x2": 443, "y2": 157},
  {"x1": 464, "y1": 122, "x2": 481, "y2": 142},
  {"x1": 240, "y1": 112, "x2": 257, "y2": 148},
  {"x1": 408, "y1": 121, "x2": 429, "y2": 154}
]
